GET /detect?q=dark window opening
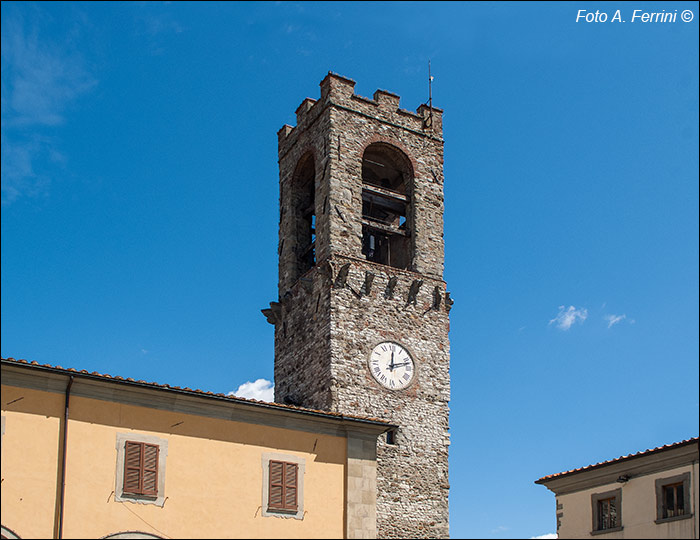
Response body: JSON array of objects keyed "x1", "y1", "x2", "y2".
[
  {"x1": 362, "y1": 147, "x2": 407, "y2": 194},
  {"x1": 656, "y1": 472, "x2": 690, "y2": 523},
  {"x1": 597, "y1": 497, "x2": 618, "y2": 530},
  {"x1": 386, "y1": 429, "x2": 397, "y2": 445},
  {"x1": 294, "y1": 155, "x2": 316, "y2": 278},
  {"x1": 662, "y1": 482, "x2": 685, "y2": 518},
  {"x1": 361, "y1": 144, "x2": 412, "y2": 269},
  {"x1": 362, "y1": 227, "x2": 411, "y2": 270},
  {"x1": 592, "y1": 488, "x2": 622, "y2": 533}
]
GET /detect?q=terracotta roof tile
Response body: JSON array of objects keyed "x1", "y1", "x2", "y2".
[
  {"x1": 1, "y1": 356, "x2": 391, "y2": 426},
  {"x1": 536, "y1": 437, "x2": 699, "y2": 483}
]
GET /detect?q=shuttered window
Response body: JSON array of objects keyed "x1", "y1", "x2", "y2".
[
  {"x1": 268, "y1": 460, "x2": 298, "y2": 512},
  {"x1": 123, "y1": 441, "x2": 159, "y2": 497}
]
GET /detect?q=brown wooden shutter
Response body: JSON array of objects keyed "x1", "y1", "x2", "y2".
[
  {"x1": 124, "y1": 441, "x2": 143, "y2": 494},
  {"x1": 269, "y1": 460, "x2": 285, "y2": 509},
  {"x1": 284, "y1": 462, "x2": 298, "y2": 510},
  {"x1": 268, "y1": 460, "x2": 298, "y2": 512},
  {"x1": 123, "y1": 441, "x2": 159, "y2": 496},
  {"x1": 142, "y1": 443, "x2": 159, "y2": 496}
]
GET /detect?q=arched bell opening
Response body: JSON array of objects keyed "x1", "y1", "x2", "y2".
[
  {"x1": 292, "y1": 153, "x2": 316, "y2": 280},
  {"x1": 360, "y1": 143, "x2": 413, "y2": 270}
]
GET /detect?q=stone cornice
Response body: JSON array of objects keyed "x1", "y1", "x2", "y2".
[{"x1": 536, "y1": 442, "x2": 699, "y2": 495}]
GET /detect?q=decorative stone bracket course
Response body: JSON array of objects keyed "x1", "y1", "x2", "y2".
[{"x1": 262, "y1": 256, "x2": 454, "y2": 325}]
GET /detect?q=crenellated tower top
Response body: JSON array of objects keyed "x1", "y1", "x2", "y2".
[{"x1": 278, "y1": 72, "x2": 443, "y2": 154}]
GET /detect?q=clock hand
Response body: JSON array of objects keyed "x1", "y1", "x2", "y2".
[{"x1": 389, "y1": 351, "x2": 395, "y2": 371}]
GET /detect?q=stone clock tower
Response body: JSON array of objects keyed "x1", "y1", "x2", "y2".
[{"x1": 264, "y1": 73, "x2": 451, "y2": 538}]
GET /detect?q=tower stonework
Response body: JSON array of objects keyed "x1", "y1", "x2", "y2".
[{"x1": 265, "y1": 73, "x2": 451, "y2": 538}]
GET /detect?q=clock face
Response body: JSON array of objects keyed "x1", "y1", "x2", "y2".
[{"x1": 368, "y1": 341, "x2": 415, "y2": 390}]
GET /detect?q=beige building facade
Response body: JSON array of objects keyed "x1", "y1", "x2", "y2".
[
  {"x1": 536, "y1": 437, "x2": 699, "y2": 539},
  {"x1": 1, "y1": 357, "x2": 393, "y2": 539}
]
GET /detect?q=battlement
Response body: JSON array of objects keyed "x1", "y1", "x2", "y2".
[{"x1": 278, "y1": 72, "x2": 443, "y2": 147}]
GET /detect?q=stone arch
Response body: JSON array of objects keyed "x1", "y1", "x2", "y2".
[
  {"x1": 360, "y1": 135, "x2": 418, "y2": 179},
  {"x1": 361, "y1": 141, "x2": 414, "y2": 194},
  {"x1": 101, "y1": 532, "x2": 163, "y2": 539}
]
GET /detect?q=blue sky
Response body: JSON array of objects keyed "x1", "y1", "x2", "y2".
[{"x1": 1, "y1": 2, "x2": 698, "y2": 538}]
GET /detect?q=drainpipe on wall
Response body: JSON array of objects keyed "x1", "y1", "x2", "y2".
[
  {"x1": 57, "y1": 375, "x2": 74, "y2": 539},
  {"x1": 693, "y1": 457, "x2": 698, "y2": 540}
]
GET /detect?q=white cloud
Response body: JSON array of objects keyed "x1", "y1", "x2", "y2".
[
  {"x1": 530, "y1": 534, "x2": 557, "y2": 539},
  {"x1": 1, "y1": 10, "x2": 96, "y2": 204},
  {"x1": 549, "y1": 305, "x2": 588, "y2": 330},
  {"x1": 604, "y1": 314, "x2": 626, "y2": 328},
  {"x1": 1, "y1": 17, "x2": 96, "y2": 127},
  {"x1": 229, "y1": 379, "x2": 274, "y2": 402}
]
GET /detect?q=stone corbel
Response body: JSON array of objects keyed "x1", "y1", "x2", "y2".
[
  {"x1": 385, "y1": 276, "x2": 398, "y2": 299},
  {"x1": 363, "y1": 272, "x2": 375, "y2": 296},
  {"x1": 261, "y1": 301, "x2": 283, "y2": 325},
  {"x1": 445, "y1": 292, "x2": 454, "y2": 312},
  {"x1": 334, "y1": 263, "x2": 351, "y2": 288},
  {"x1": 407, "y1": 279, "x2": 423, "y2": 306},
  {"x1": 432, "y1": 286, "x2": 442, "y2": 309}
]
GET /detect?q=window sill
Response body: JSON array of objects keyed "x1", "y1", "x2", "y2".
[
  {"x1": 655, "y1": 513, "x2": 693, "y2": 524},
  {"x1": 590, "y1": 526, "x2": 623, "y2": 536},
  {"x1": 265, "y1": 507, "x2": 301, "y2": 519},
  {"x1": 267, "y1": 507, "x2": 297, "y2": 514},
  {"x1": 121, "y1": 492, "x2": 157, "y2": 500},
  {"x1": 116, "y1": 492, "x2": 160, "y2": 506}
]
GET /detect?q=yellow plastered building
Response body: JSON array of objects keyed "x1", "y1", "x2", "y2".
[{"x1": 1, "y1": 358, "x2": 392, "y2": 539}]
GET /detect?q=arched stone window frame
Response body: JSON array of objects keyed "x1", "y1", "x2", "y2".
[
  {"x1": 359, "y1": 140, "x2": 415, "y2": 270},
  {"x1": 289, "y1": 151, "x2": 317, "y2": 281}
]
